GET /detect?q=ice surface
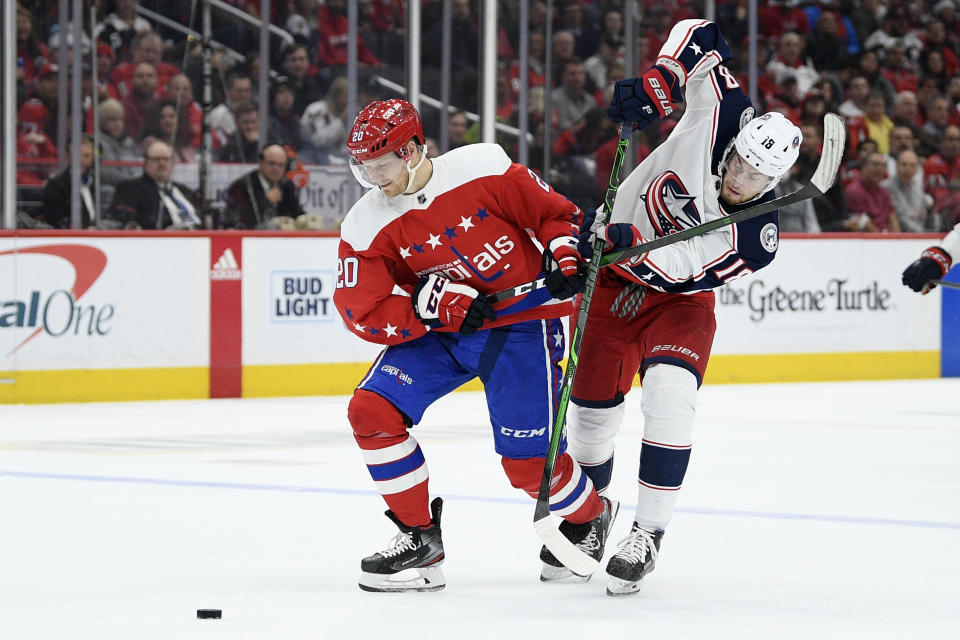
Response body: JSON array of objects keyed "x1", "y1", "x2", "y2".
[{"x1": 2, "y1": 379, "x2": 959, "y2": 639}]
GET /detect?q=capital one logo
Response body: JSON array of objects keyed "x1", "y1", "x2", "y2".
[{"x1": 0, "y1": 244, "x2": 112, "y2": 355}]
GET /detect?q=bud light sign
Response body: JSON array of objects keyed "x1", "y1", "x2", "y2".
[{"x1": 271, "y1": 271, "x2": 335, "y2": 322}]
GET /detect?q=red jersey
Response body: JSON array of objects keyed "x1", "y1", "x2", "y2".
[
  {"x1": 335, "y1": 144, "x2": 582, "y2": 346},
  {"x1": 923, "y1": 153, "x2": 960, "y2": 204}
]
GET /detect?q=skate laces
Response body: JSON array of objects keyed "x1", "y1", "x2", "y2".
[
  {"x1": 614, "y1": 526, "x2": 658, "y2": 564},
  {"x1": 379, "y1": 530, "x2": 417, "y2": 558}
]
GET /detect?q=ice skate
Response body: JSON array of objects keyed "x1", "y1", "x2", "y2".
[
  {"x1": 539, "y1": 496, "x2": 619, "y2": 582},
  {"x1": 358, "y1": 497, "x2": 445, "y2": 592},
  {"x1": 605, "y1": 522, "x2": 664, "y2": 596}
]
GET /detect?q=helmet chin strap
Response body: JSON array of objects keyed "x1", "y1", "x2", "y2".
[{"x1": 402, "y1": 143, "x2": 429, "y2": 194}]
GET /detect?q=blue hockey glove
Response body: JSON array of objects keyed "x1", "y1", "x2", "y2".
[
  {"x1": 576, "y1": 208, "x2": 598, "y2": 260},
  {"x1": 902, "y1": 246, "x2": 952, "y2": 293},
  {"x1": 606, "y1": 65, "x2": 682, "y2": 130}
]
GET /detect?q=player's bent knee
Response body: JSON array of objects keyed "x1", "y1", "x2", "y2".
[
  {"x1": 568, "y1": 402, "x2": 625, "y2": 464},
  {"x1": 640, "y1": 364, "x2": 698, "y2": 444},
  {"x1": 500, "y1": 456, "x2": 546, "y2": 493},
  {"x1": 348, "y1": 389, "x2": 409, "y2": 441}
]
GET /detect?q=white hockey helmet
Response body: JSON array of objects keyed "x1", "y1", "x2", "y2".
[{"x1": 731, "y1": 112, "x2": 802, "y2": 193}]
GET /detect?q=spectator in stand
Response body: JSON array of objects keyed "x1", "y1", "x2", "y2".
[
  {"x1": 426, "y1": 0, "x2": 477, "y2": 71},
  {"x1": 758, "y1": 0, "x2": 810, "y2": 39},
  {"x1": 924, "y1": 125, "x2": 960, "y2": 208},
  {"x1": 39, "y1": 135, "x2": 97, "y2": 229},
  {"x1": 920, "y1": 94, "x2": 951, "y2": 158},
  {"x1": 509, "y1": 31, "x2": 546, "y2": 100},
  {"x1": 849, "y1": 91, "x2": 894, "y2": 156},
  {"x1": 551, "y1": 58, "x2": 592, "y2": 131},
  {"x1": 95, "y1": 43, "x2": 119, "y2": 101},
  {"x1": 839, "y1": 75, "x2": 871, "y2": 119},
  {"x1": 716, "y1": 0, "x2": 749, "y2": 51},
  {"x1": 110, "y1": 31, "x2": 180, "y2": 100},
  {"x1": 846, "y1": 151, "x2": 901, "y2": 232},
  {"x1": 881, "y1": 42, "x2": 919, "y2": 94},
  {"x1": 584, "y1": 34, "x2": 622, "y2": 96},
  {"x1": 208, "y1": 70, "x2": 252, "y2": 149},
  {"x1": 280, "y1": 44, "x2": 325, "y2": 118},
  {"x1": 919, "y1": 51, "x2": 949, "y2": 95},
  {"x1": 446, "y1": 110, "x2": 469, "y2": 152},
  {"x1": 18, "y1": 63, "x2": 59, "y2": 145},
  {"x1": 96, "y1": 0, "x2": 152, "y2": 61},
  {"x1": 267, "y1": 78, "x2": 304, "y2": 150},
  {"x1": 120, "y1": 62, "x2": 159, "y2": 141},
  {"x1": 217, "y1": 101, "x2": 260, "y2": 163},
  {"x1": 165, "y1": 74, "x2": 202, "y2": 148},
  {"x1": 891, "y1": 91, "x2": 922, "y2": 130},
  {"x1": 806, "y1": 10, "x2": 848, "y2": 72},
  {"x1": 924, "y1": 18, "x2": 960, "y2": 78},
  {"x1": 301, "y1": 76, "x2": 348, "y2": 163},
  {"x1": 223, "y1": 143, "x2": 305, "y2": 229},
  {"x1": 765, "y1": 31, "x2": 819, "y2": 97},
  {"x1": 313, "y1": 0, "x2": 380, "y2": 71},
  {"x1": 140, "y1": 99, "x2": 197, "y2": 163},
  {"x1": 363, "y1": 0, "x2": 405, "y2": 61},
  {"x1": 495, "y1": 64, "x2": 516, "y2": 122},
  {"x1": 857, "y1": 49, "x2": 896, "y2": 108},
  {"x1": 599, "y1": 8, "x2": 623, "y2": 42},
  {"x1": 848, "y1": 0, "x2": 881, "y2": 46},
  {"x1": 883, "y1": 149, "x2": 934, "y2": 232},
  {"x1": 776, "y1": 168, "x2": 821, "y2": 232},
  {"x1": 16, "y1": 6, "x2": 49, "y2": 95},
  {"x1": 550, "y1": 30, "x2": 577, "y2": 86},
  {"x1": 886, "y1": 125, "x2": 923, "y2": 188},
  {"x1": 800, "y1": 88, "x2": 827, "y2": 126},
  {"x1": 109, "y1": 140, "x2": 202, "y2": 230},
  {"x1": 556, "y1": 1, "x2": 597, "y2": 61},
  {"x1": 863, "y1": 6, "x2": 924, "y2": 64},
  {"x1": 96, "y1": 98, "x2": 142, "y2": 197}
]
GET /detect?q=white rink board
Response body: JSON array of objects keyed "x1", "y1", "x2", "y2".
[
  {"x1": 241, "y1": 236, "x2": 382, "y2": 365},
  {"x1": 714, "y1": 237, "x2": 939, "y2": 354},
  {"x1": 0, "y1": 237, "x2": 209, "y2": 371}
]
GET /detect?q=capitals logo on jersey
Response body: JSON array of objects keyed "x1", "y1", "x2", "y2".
[{"x1": 640, "y1": 171, "x2": 702, "y2": 237}]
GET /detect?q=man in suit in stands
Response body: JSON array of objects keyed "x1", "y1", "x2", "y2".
[
  {"x1": 109, "y1": 140, "x2": 203, "y2": 230},
  {"x1": 223, "y1": 143, "x2": 306, "y2": 229},
  {"x1": 39, "y1": 135, "x2": 99, "y2": 228}
]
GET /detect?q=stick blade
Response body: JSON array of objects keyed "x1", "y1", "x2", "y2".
[
  {"x1": 533, "y1": 515, "x2": 599, "y2": 577},
  {"x1": 810, "y1": 112, "x2": 846, "y2": 193}
]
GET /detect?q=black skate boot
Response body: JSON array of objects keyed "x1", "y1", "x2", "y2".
[
  {"x1": 539, "y1": 496, "x2": 619, "y2": 582},
  {"x1": 358, "y1": 497, "x2": 445, "y2": 592},
  {"x1": 605, "y1": 521, "x2": 664, "y2": 596}
]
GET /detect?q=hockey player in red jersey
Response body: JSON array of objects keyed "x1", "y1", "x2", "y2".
[
  {"x1": 563, "y1": 19, "x2": 803, "y2": 596},
  {"x1": 334, "y1": 99, "x2": 617, "y2": 592}
]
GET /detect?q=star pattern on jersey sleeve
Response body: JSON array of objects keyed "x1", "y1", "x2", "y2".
[
  {"x1": 458, "y1": 215, "x2": 475, "y2": 231},
  {"x1": 475, "y1": 207, "x2": 490, "y2": 221},
  {"x1": 689, "y1": 42, "x2": 703, "y2": 56},
  {"x1": 426, "y1": 233, "x2": 443, "y2": 249},
  {"x1": 400, "y1": 247, "x2": 412, "y2": 259},
  {"x1": 553, "y1": 329, "x2": 564, "y2": 348},
  {"x1": 400, "y1": 327, "x2": 412, "y2": 338},
  {"x1": 353, "y1": 321, "x2": 366, "y2": 332},
  {"x1": 443, "y1": 226, "x2": 458, "y2": 239},
  {"x1": 412, "y1": 241, "x2": 425, "y2": 253},
  {"x1": 384, "y1": 323, "x2": 398, "y2": 337}
]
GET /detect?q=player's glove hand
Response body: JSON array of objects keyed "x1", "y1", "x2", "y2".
[
  {"x1": 606, "y1": 65, "x2": 682, "y2": 129},
  {"x1": 543, "y1": 236, "x2": 588, "y2": 300},
  {"x1": 575, "y1": 208, "x2": 599, "y2": 260},
  {"x1": 413, "y1": 273, "x2": 497, "y2": 335},
  {"x1": 602, "y1": 223, "x2": 645, "y2": 252},
  {"x1": 902, "y1": 246, "x2": 952, "y2": 293}
]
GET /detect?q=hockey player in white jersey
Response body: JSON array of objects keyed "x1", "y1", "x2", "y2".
[
  {"x1": 901, "y1": 222, "x2": 960, "y2": 293},
  {"x1": 557, "y1": 19, "x2": 803, "y2": 596}
]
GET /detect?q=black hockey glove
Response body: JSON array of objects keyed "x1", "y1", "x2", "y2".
[
  {"x1": 902, "y1": 246, "x2": 952, "y2": 293},
  {"x1": 413, "y1": 273, "x2": 496, "y2": 335},
  {"x1": 543, "y1": 237, "x2": 587, "y2": 300},
  {"x1": 606, "y1": 65, "x2": 682, "y2": 130}
]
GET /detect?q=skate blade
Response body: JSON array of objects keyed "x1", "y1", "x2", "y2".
[
  {"x1": 358, "y1": 566, "x2": 445, "y2": 593},
  {"x1": 539, "y1": 563, "x2": 591, "y2": 583},
  {"x1": 606, "y1": 576, "x2": 643, "y2": 597}
]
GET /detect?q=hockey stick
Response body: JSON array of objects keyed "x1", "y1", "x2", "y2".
[
  {"x1": 491, "y1": 112, "x2": 846, "y2": 302},
  {"x1": 932, "y1": 279, "x2": 960, "y2": 291},
  {"x1": 532, "y1": 123, "x2": 633, "y2": 576}
]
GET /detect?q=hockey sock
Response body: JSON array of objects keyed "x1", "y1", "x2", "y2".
[{"x1": 502, "y1": 453, "x2": 602, "y2": 524}]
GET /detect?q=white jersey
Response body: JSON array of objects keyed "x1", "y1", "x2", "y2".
[
  {"x1": 941, "y1": 223, "x2": 960, "y2": 260},
  {"x1": 609, "y1": 19, "x2": 785, "y2": 294}
]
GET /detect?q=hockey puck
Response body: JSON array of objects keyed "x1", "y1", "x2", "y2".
[{"x1": 197, "y1": 609, "x2": 222, "y2": 619}]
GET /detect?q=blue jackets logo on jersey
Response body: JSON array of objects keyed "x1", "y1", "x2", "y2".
[{"x1": 640, "y1": 171, "x2": 702, "y2": 236}]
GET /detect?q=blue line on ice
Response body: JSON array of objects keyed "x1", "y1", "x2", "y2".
[{"x1": 3, "y1": 469, "x2": 958, "y2": 531}]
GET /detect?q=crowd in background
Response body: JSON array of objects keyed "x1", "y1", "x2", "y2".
[{"x1": 13, "y1": 0, "x2": 960, "y2": 233}]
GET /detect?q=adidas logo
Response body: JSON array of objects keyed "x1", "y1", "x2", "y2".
[{"x1": 210, "y1": 248, "x2": 242, "y2": 280}]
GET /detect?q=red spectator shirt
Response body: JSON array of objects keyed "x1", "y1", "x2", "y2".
[
  {"x1": 923, "y1": 153, "x2": 960, "y2": 204},
  {"x1": 314, "y1": 7, "x2": 380, "y2": 67},
  {"x1": 845, "y1": 176, "x2": 896, "y2": 231}
]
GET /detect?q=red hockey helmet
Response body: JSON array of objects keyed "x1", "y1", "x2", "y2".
[{"x1": 347, "y1": 99, "x2": 424, "y2": 164}]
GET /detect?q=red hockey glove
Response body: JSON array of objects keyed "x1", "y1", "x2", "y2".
[
  {"x1": 543, "y1": 236, "x2": 587, "y2": 300},
  {"x1": 413, "y1": 273, "x2": 497, "y2": 335},
  {"x1": 606, "y1": 65, "x2": 682, "y2": 130},
  {"x1": 902, "y1": 246, "x2": 952, "y2": 294}
]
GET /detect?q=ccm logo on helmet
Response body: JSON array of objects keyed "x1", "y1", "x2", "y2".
[{"x1": 646, "y1": 77, "x2": 674, "y2": 116}]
